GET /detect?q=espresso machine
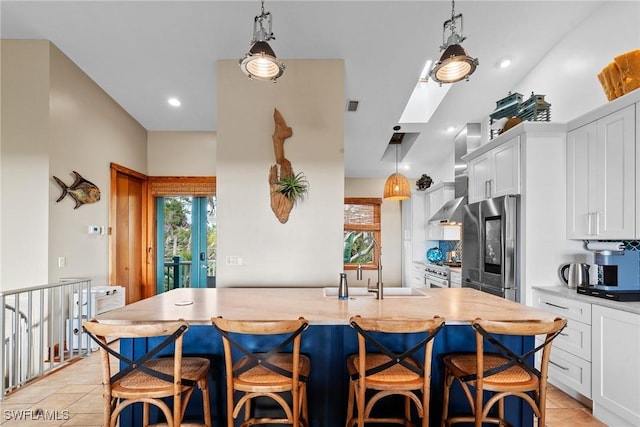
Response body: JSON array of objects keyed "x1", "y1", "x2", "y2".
[{"x1": 577, "y1": 249, "x2": 640, "y2": 301}]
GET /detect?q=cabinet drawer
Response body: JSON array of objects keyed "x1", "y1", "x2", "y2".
[
  {"x1": 410, "y1": 273, "x2": 425, "y2": 288},
  {"x1": 538, "y1": 342, "x2": 592, "y2": 398},
  {"x1": 553, "y1": 319, "x2": 591, "y2": 361},
  {"x1": 533, "y1": 290, "x2": 591, "y2": 324},
  {"x1": 449, "y1": 271, "x2": 462, "y2": 288},
  {"x1": 410, "y1": 263, "x2": 425, "y2": 288},
  {"x1": 411, "y1": 263, "x2": 425, "y2": 274}
]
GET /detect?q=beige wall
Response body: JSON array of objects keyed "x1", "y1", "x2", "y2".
[
  {"x1": 147, "y1": 131, "x2": 216, "y2": 176},
  {"x1": 0, "y1": 40, "x2": 147, "y2": 290},
  {"x1": 0, "y1": 40, "x2": 50, "y2": 289},
  {"x1": 216, "y1": 60, "x2": 345, "y2": 287},
  {"x1": 345, "y1": 178, "x2": 404, "y2": 288}
]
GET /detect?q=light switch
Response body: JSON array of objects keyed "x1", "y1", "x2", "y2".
[{"x1": 88, "y1": 225, "x2": 100, "y2": 234}]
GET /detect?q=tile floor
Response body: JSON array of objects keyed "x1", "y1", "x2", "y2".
[{"x1": 0, "y1": 345, "x2": 606, "y2": 427}]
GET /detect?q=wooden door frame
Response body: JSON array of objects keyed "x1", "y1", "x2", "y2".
[
  {"x1": 109, "y1": 164, "x2": 216, "y2": 298},
  {"x1": 109, "y1": 163, "x2": 153, "y2": 298}
]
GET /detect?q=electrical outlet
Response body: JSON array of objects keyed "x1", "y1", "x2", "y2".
[
  {"x1": 225, "y1": 256, "x2": 243, "y2": 265},
  {"x1": 58, "y1": 256, "x2": 66, "y2": 268}
]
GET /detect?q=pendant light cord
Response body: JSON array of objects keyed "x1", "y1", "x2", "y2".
[
  {"x1": 448, "y1": 0, "x2": 458, "y2": 35},
  {"x1": 395, "y1": 144, "x2": 399, "y2": 174}
]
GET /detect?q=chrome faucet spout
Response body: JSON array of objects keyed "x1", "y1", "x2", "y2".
[{"x1": 366, "y1": 238, "x2": 383, "y2": 299}]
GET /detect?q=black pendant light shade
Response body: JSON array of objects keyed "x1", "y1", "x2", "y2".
[{"x1": 432, "y1": 42, "x2": 478, "y2": 84}]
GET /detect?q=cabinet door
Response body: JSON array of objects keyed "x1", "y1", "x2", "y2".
[
  {"x1": 492, "y1": 136, "x2": 521, "y2": 198},
  {"x1": 468, "y1": 154, "x2": 490, "y2": 204},
  {"x1": 566, "y1": 122, "x2": 597, "y2": 239},
  {"x1": 594, "y1": 105, "x2": 635, "y2": 238},
  {"x1": 410, "y1": 192, "x2": 427, "y2": 260},
  {"x1": 467, "y1": 137, "x2": 520, "y2": 203},
  {"x1": 426, "y1": 189, "x2": 443, "y2": 240},
  {"x1": 592, "y1": 305, "x2": 640, "y2": 427}
]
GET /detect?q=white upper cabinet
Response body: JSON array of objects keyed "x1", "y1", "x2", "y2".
[
  {"x1": 567, "y1": 104, "x2": 636, "y2": 239},
  {"x1": 401, "y1": 191, "x2": 427, "y2": 252},
  {"x1": 467, "y1": 136, "x2": 520, "y2": 204}
]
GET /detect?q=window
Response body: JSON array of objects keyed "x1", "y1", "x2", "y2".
[{"x1": 344, "y1": 198, "x2": 381, "y2": 270}]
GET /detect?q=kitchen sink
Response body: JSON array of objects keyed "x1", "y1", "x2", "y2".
[{"x1": 322, "y1": 287, "x2": 429, "y2": 298}]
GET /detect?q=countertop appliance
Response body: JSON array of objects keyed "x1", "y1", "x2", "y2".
[
  {"x1": 577, "y1": 250, "x2": 640, "y2": 301},
  {"x1": 425, "y1": 263, "x2": 450, "y2": 289},
  {"x1": 559, "y1": 263, "x2": 590, "y2": 289},
  {"x1": 461, "y1": 195, "x2": 519, "y2": 301}
]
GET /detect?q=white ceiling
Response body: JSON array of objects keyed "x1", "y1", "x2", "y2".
[{"x1": 1, "y1": 1, "x2": 605, "y2": 178}]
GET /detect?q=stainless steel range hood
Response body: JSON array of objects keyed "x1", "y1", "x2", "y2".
[{"x1": 428, "y1": 123, "x2": 480, "y2": 225}]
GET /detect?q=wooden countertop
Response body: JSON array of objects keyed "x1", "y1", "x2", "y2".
[{"x1": 96, "y1": 287, "x2": 557, "y2": 325}]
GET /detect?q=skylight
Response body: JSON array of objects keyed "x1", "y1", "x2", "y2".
[{"x1": 399, "y1": 60, "x2": 452, "y2": 124}]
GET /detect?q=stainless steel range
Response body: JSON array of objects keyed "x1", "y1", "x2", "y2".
[{"x1": 425, "y1": 264, "x2": 450, "y2": 289}]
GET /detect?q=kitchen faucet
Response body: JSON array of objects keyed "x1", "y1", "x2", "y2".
[{"x1": 356, "y1": 238, "x2": 383, "y2": 299}]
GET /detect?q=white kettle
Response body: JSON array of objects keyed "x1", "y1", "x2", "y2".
[{"x1": 559, "y1": 263, "x2": 590, "y2": 289}]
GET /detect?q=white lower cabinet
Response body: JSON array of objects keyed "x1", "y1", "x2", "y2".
[
  {"x1": 592, "y1": 305, "x2": 640, "y2": 427},
  {"x1": 409, "y1": 262, "x2": 425, "y2": 288},
  {"x1": 449, "y1": 269, "x2": 461, "y2": 288},
  {"x1": 534, "y1": 288, "x2": 640, "y2": 427},
  {"x1": 544, "y1": 345, "x2": 592, "y2": 398},
  {"x1": 532, "y1": 289, "x2": 592, "y2": 399}
]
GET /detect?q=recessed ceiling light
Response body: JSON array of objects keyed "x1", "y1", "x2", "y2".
[
  {"x1": 496, "y1": 56, "x2": 514, "y2": 69},
  {"x1": 168, "y1": 97, "x2": 181, "y2": 107},
  {"x1": 446, "y1": 126, "x2": 457, "y2": 133},
  {"x1": 403, "y1": 164, "x2": 411, "y2": 171}
]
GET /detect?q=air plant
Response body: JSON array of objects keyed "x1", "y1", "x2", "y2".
[{"x1": 276, "y1": 172, "x2": 309, "y2": 206}]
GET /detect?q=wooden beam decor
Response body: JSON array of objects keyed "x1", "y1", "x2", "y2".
[{"x1": 268, "y1": 108, "x2": 308, "y2": 223}]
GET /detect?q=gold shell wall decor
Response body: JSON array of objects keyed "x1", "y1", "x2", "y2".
[{"x1": 268, "y1": 109, "x2": 308, "y2": 223}]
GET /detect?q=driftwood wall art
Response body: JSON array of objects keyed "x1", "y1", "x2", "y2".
[{"x1": 269, "y1": 108, "x2": 299, "y2": 223}]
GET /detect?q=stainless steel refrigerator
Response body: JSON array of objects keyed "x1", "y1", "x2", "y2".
[{"x1": 461, "y1": 195, "x2": 519, "y2": 301}]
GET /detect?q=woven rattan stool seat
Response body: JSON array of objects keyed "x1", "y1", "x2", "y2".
[
  {"x1": 347, "y1": 353, "x2": 424, "y2": 385},
  {"x1": 116, "y1": 357, "x2": 210, "y2": 394},
  {"x1": 444, "y1": 353, "x2": 535, "y2": 387},
  {"x1": 235, "y1": 353, "x2": 311, "y2": 388}
]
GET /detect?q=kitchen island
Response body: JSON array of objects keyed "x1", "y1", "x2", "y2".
[{"x1": 97, "y1": 287, "x2": 557, "y2": 427}]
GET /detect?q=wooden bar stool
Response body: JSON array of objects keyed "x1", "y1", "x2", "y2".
[
  {"x1": 212, "y1": 317, "x2": 310, "y2": 427},
  {"x1": 346, "y1": 315, "x2": 446, "y2": 427},
  {"x1": 441, "y1": 317, "x2": 567, "y2": 427},
  {"x1": 82, "y1": 319, "x2": 211, "y2": 427}
]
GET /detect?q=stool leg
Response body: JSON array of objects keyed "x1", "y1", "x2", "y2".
[
  {"x1": 441, "y1": 371, "x2": 452, "y2": 427},
  {"x1": 346, "y1": 380, "x2": 354, "y2": 427},
  {"x1": 357, "y1": 381, "x2": 366, "y2": 427},
  {"x1": 200, "y1": 379, "x2": 211, "y2": 427},
  {"x1": 143, "y1": 402, "x2": 149, "y2": 426}
]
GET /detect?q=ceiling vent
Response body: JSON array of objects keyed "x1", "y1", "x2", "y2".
[{"x1": 346, "y1": 100, "x2": 359, "y2": 112}]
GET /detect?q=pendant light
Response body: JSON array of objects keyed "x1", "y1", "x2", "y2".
[
  {"x1": 430, "y1": 0, "x2": 479, "y2": 84},
  {"x1": 383, "y1": 127, "x2": 411, "y2": 201},
  {"x1": 239, "y1": 0, "x2": 285, "y2": 81}
]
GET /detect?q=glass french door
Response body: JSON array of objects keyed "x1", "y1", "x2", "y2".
[{"x1": 156, "y1": 196, "x2": 216, "y2": 293}]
